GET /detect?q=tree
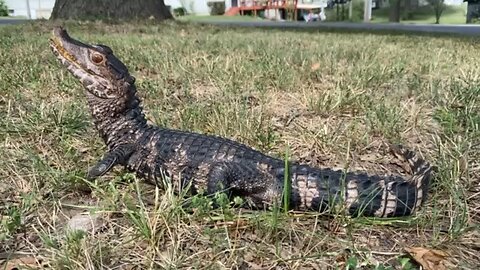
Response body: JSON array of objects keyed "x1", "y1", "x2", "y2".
[
  {"x1": 0, "y1": 0, "x2": 8, "y2": 17},
  {"x1": 50, "y1": 0, "x2": 173, "y2": 21},
  {"x1": 465, "y1": 0, "x2": 480, "y2": 23},
  {"x1": 389, "y1": 0, "x2": 402, "y2": 22},
  {"x1": 427, "y1": 0, "x2": 446, "y2": 24}
]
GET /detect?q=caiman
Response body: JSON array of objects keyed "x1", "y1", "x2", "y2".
[{"x1": 49, "y1": 27, "x2": 433, "y2": 217}]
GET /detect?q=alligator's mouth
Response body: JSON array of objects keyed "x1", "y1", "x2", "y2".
[
  {"x1": 49, "y1": 27, "x2": 86, "y2": 70},
  {"x1": 49, "y1": 27, "x2": 135, "y2": 100},
  {"x1": 51, "y1": 28, "x2": 107, "y2": 82},
  {"x1": 50, "y1": 35, "x2": 75, "y2": 63},
  {"x1": 50, "y1": 27, "x2": 114, "y2": 99},
  {"x1": 51, "y1": 27, "x2": 101, "y2": 73}
]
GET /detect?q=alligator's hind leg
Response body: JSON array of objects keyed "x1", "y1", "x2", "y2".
[
  {"x1": 87, "y1": 144, "x2": 136, "y2": 180},
  {"x1": 205, "y1": 161, "x2": 281, "y2": 208}
]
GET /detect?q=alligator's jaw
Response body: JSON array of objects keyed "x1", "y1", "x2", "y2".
[
  {"x1": 50, "y1": 28, "x2": 76, "y2": 63},
  {"x1": 49, "y1": 27, "x2": 92, "y2": 71},
  {"x1": 49, "y1": 27, "x2": 94, "y2": 85},
  {"x1": 49, "y1": 27, "x2": 119, "y2": 100}
]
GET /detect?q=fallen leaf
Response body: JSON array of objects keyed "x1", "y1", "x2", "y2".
[
  {"x1": 1, "y1": 256, "x2": 40, "y2": 270},
  {"x1": 66, "y1": 212, "x2": 105, "y2": 234},
  {"x1": 215, "y1": 219, "x2": 249, "y2": 230},
  {"x1": 359, "y1": 153, "x2": 380, "y2": 162},
  {"x1": 245, "y1": 261, "x2": 263, "y2": 269},
  {"x1": 311, "y1": 63, "x2": 321, "y2": 71},
  {"x1": 405, "y1": 247, "x2": 449, "y2": 270}
]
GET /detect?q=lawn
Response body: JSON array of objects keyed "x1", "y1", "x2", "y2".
[
  {"x1": 0, "y1": 21, "x2": 479, "y2": 269},
  {"x1": 178, "y1": 14, "x2": 263, "y2": 22},
  {"x1": 325, "y1": 3, "x2": 468, "y2": 24},
  {"x1": 370, "y1": 4, "x2": 468, "y2": 24}
]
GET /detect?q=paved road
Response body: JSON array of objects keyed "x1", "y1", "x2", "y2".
[
  {"x1": 2, "y1": 18, "x2": 480, "y2": 36},
  {"x1": 194, "y1": 20, "x2": 480, "y2": 37},
  {"x1": 0, "y1": 19, "x2": 28, "y2": 25}
]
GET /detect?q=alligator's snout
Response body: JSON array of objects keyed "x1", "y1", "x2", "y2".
[
  {"x1": 52, "y1": 26, "x2": 70, "y2": 41},
  {"x1": 50, "y1": 26, "x2": 71, "y2": 50},
  {"x1": 49, "y1": 26, "x2": 90, "y2": 66},
  {"x1": 50, "y1": 26, "x2": 91, "y2": 54}
]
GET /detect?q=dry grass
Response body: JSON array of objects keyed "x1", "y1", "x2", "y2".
[{"x1": 0, "y1": 21, "x2": 479, "y2": 269}]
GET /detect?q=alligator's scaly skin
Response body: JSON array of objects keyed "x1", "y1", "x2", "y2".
[{"x1": 49, "y1": 27, "x2": 433, "y2": 217}]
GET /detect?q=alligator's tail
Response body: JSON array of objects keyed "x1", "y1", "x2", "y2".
[{"x1": 289, "y1": 144, "x2": 433, "y2": 217}]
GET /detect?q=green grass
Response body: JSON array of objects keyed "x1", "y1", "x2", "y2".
[
  {"x1": 177, "y1": 14, "x2": 263, "y2": 22},
  {"x1": 0, "y1": 20, "x2": 479, "y2": 269},
  {"x1": 371, "y1": 4, "x2": 468, "y2": 24},
  {"x1": 326, "y1": 3, "x2": 468, "y2": 24}
]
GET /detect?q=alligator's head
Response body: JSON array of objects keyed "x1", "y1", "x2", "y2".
[{"x1": 50, "y1": 27, "x2": 137, "y2": 114}]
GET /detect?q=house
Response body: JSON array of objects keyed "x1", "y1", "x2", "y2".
[
  {"x1": 464, "y1": 0, "x2": 480, "y2": 23},
  {"x1": 165, "y1": 0, "x2": 230, "y2": 15},
  {"x1": 5, "y1": 0, "x2": 55, "y2": 19}
]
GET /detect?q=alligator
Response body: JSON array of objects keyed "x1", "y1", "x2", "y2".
[{"x1": 49, "y1": 27, "x2": 433, "y2": 217}]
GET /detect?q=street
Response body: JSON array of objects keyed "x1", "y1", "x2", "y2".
[
  {"x1": 195, "y1": 20, "x2": 480, "y2": 37},
  {"x1": 2, "y1": 18, "x2": 480, "y2": 36}
]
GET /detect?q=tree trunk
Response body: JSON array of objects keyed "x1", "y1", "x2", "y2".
[
  {"x1": 389, "y1": 0, "x2": 402, "y2": 22},
  {"x1": 466, "y1": 2, "x2": 480, "y2": 24},
  {"x1": 434, "y1": 6, "x2": 442, "y2": 24},
  {"x1": 50, "y1": 0, "x2": 173, "y2": 21},
  {"x1": 403, "y1": 0, "x2": 412, "y2": 20},
  {"x1": 428, "y1": 0, "x2": 445, "y2": 24}
]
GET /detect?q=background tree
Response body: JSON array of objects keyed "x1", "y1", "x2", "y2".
[
  {"x1": 50, "y1": 0, "x2": 173, "y2": 21},
  {"x1": 465, "y1": 0, "x2": 480, "y2": 23},
  {"x1": 389, "y1": 0, "x2": 402, "y2": 22},
  {"x1": 0, "y1": 0, "x2": 8, "y2": 16},
  {"x1": 427, "y1": 0, "x2": 446, "y2": 24},
  {"x1": 402, "y1": 0, "x2": 414, "y2": 20}
]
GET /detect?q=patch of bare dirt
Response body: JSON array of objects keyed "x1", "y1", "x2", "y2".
[{"x1": 189, "y1": 83, "x2": 221, "y2": 101}]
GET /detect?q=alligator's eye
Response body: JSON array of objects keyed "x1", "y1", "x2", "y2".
[{"x1": 91, "y1": 53, "x2": 104, "y2": 65}]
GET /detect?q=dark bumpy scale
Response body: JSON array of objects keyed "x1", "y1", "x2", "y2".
[{"x1": 50, "y1": 27, "x2": 433, "y2": 217}]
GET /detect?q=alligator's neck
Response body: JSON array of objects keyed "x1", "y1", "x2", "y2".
[{"x1": 85, "y1": 84, "x2": 149, "y2": 149}]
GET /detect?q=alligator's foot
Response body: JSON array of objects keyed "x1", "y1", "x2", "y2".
[
  {"x1": 205, "y1": 161, "x2": 276, "y2": 208},
  {"x1": 86, "y1": 144, "x2": 136, "y2": 180}
]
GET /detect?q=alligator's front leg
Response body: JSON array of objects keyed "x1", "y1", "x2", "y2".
[{"x1": 87, "y1": 144, "x2": 136, "y2": 180}]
